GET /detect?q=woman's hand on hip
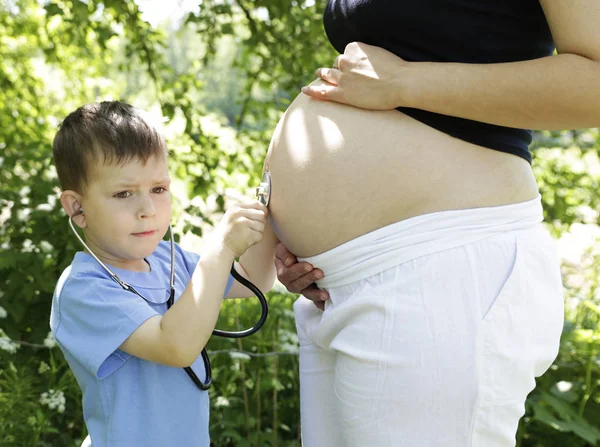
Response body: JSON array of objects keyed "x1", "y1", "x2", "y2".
[
  {"x1": 302, "y1": 42, "x2": 410, "y2": 110},
  {"x1": 274, "y1": 243, "x2": 329, "y2": 310}
]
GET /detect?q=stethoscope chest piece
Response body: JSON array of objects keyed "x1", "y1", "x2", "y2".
[{"x1": 256, "y1": 171, "x2": 271, "y2": 207}]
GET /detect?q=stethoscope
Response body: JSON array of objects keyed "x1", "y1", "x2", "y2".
[{"x1": 68, "y1": 172, "x2": 272, "y2": 391}]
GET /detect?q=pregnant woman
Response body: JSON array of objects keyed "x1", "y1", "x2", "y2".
[{"x1": 264, "y1": 1, "x2": 599, "y2": 446}]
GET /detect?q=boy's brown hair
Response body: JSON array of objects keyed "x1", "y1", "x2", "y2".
[{"x1": 53, "y1": 101, "x2": 167, "y2": 193}]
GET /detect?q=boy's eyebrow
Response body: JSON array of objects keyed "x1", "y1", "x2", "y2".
[{"x1": 114, "y1": 178, "x2": 172, "y2": 187}]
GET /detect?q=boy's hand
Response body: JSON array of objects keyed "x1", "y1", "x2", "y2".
[{"x1": 217, "y1": 201, "x2": 268, "y2": 258}]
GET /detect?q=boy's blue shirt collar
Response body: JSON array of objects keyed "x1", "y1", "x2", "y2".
[{"x1": 72, "y1": 248, "x2": 169, "y2": 301}]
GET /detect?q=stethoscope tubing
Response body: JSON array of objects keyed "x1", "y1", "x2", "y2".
[
  {"x1": 68, "y1": 215, "x2": 268, "y2": 335},
  {"x1": 68, "y1": 202, "x2": 270, "y2": 390}
]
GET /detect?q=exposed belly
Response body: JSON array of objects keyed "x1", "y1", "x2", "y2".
[{"x1": 264, "y1": 91, "x2": 538, "y2": 257}]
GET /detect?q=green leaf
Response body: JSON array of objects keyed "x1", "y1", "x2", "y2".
[{"x1": 533, "y1": 392, "x2": 600, "y2": 443}]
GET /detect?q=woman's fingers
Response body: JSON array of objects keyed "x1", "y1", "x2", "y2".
[
  {"x1": 274, "y1": 243, "x2": 326, "y2": 291},
  {"x1": 273, "y1": 242, "x2": 330, "y2": 301},
  {"x1": 275, "y1": 258, "x2": 312, "y2": 288},
  {"x1": 302, "y1": 41, "x2": 407, "y2": 109},
  {"x1": 301, "y1": 82, "x2": 343, "y2": 103},
  {"x1": 333, "y1": 54, "x2": 346, "y2": 71},
  {"x1": 275, "y1": 242, "x2": 296, "y2": 267},
  {"x1": 301, "y1": 284, "x2": 329, "y2": 305},
  {"x1": 275, "y1": 259, "x2": 328, "y2": 297},
  {"x1": 316, "y1": 67, "x2": 342, "y2": 85}
]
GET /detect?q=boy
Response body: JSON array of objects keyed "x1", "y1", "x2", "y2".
[{"x1": 50, "y1": 101, "x2": 278, "y2": 446}]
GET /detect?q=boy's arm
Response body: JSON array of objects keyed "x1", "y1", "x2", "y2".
[
  {"x1": 225, "y1": 218, "x2": 278, "y2": 298},
  {"x1": 119, "y1": 241, "x2": 236, "y2": 367},
  {"x1": 119, "y1": 201, "x2": 267, "y2": 368}
]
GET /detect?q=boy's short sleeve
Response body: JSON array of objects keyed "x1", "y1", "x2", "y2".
[
  {"x1": 54, "y1": 275, "x2": 159, "y2": 379},
  {"x1": 176, "y1": 244, "x2": 235, "y2": 296}
]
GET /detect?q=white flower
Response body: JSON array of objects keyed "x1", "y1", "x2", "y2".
[
  {"x1": 228, "y1": 351, "x2": 251, "y2": 361},
  {"x1": 44, "y1": 332, "x2": 57, "y2": 349},
  {"x1": 0, "y1": 306, "x2": 7, "y2": 319},
  {"x1": 38, "y1": 361, "x2": 51, "y2": 374},
  {"x1": 40, "y1": 389, "x2": 66, "y2": 413},
  {"x1": 0, "y1": 330, "x2": 19, "y2": 354},
  {"x1": 556, "y1": 381, "x2": 573, "y2": 392},
  {"x1": 215, "y1": 396, "x2": 230, "y2": 407},
  {"x1": 39, "y1": 240, "x2": 54, "y2": 253},
  {"x1": 17, "y1": 208, "x2": 31, "y2": 222}
]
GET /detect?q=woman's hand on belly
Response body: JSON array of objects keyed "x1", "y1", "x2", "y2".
[
  {"x1": 301, "y1": 42, "x2": 410, "y2": 110},
  {"x1": 274, "y1": 242, "x2": 329, "y2": 309}
]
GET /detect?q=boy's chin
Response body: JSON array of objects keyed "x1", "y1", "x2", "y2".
[
  {"x1": 138, "y1": 243, "x2": 162, "y2": 259},
  {"x1": 127, "y1": 241, "x2": 162, "y2": 260}
]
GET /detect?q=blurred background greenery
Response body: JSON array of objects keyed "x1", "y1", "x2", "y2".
[{"x1": 1, "y1": 0, "x2": 599, "y2": 445}]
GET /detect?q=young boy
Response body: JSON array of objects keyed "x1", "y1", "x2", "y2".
[{"x1": 49, "y1": 101, "x2": 278, "y2": 447}]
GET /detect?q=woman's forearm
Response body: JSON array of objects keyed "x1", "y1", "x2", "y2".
[{"x1": 403, "y1": 53, "x2": 600, "y2": 130}]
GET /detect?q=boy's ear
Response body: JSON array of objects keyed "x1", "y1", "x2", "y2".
[{"x1": 60, "y1": 190, "x2": 87, "y2": 229}]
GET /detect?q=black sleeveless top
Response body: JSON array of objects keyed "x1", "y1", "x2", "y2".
[{"x1": 323, "y1": 0, "x2": 555, "y2": 163}]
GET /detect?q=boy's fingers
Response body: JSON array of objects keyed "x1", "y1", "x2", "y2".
[
  {"x1": 237, "y1": 208, "x2": 268, "y2": 222},
  {"x1": 245, "y1": 219, "x2": 265, "y2": 233},
  {"x1": 237, "y1": 201, "x2": 268, "y2": 213}
]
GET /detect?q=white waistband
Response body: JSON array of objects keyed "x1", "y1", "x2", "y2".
[{"x1": 298, "y1": 195, "x2": 544, "y2": 289}]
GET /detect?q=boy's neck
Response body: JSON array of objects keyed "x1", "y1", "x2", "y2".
[{"x1": 83, "y1": 249, "x2": 151, "y2": 273}]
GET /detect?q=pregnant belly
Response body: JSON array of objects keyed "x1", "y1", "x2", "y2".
[{"x1": 263, "y1": 92, "x2": 538, "y2": 257}]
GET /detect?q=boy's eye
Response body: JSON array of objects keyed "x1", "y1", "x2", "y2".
[
  {"x1": 152, "y1": 187, "x2": 168, "y2": 194},
  {"x1": 114, "y1": 191, "x2": 131, "y2": 199}
]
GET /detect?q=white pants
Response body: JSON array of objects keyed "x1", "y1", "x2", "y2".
[{"x1": 294, "y1": 197, "x2": 564, "y2": 446}]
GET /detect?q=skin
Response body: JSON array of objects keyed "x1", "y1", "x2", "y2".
[{"x1": 277, "y1": 0, "x2": 600, "y2": 306}]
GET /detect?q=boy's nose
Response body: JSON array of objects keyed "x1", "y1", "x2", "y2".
[{"x1": 137, "y1": 197, "x2": 157, "y2": 219}]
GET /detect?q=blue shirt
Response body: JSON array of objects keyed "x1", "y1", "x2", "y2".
[{"x1": 50, "y1": 241, "x2": 234, "y2": 447}]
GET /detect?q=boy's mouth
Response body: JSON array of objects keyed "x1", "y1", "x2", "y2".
[{"x1": 132, "y1": 230, "x2": 156, "y2": 237}]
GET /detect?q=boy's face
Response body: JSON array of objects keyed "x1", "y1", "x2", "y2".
[{"x1": 73, "y1": 154, "x2": 172, "y2": 271}]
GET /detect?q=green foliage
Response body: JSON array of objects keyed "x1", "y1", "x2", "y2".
[
  {"x1": 516, "y1": 242, "x2": 600, "y2": 446},
  {"x1": 207, "y1": 293, "x2": 301, "y2": 446},
  {"x1": 532, "y1": 132, "x2": 600, "y2": 236},
  {"x1": 1, "y1": 0, "x2": 600, "y2": 446}
]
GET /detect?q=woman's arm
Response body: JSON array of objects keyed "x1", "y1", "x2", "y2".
[{"x1": 306, "y1": 0, "x2": 600, "y2": 131}]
